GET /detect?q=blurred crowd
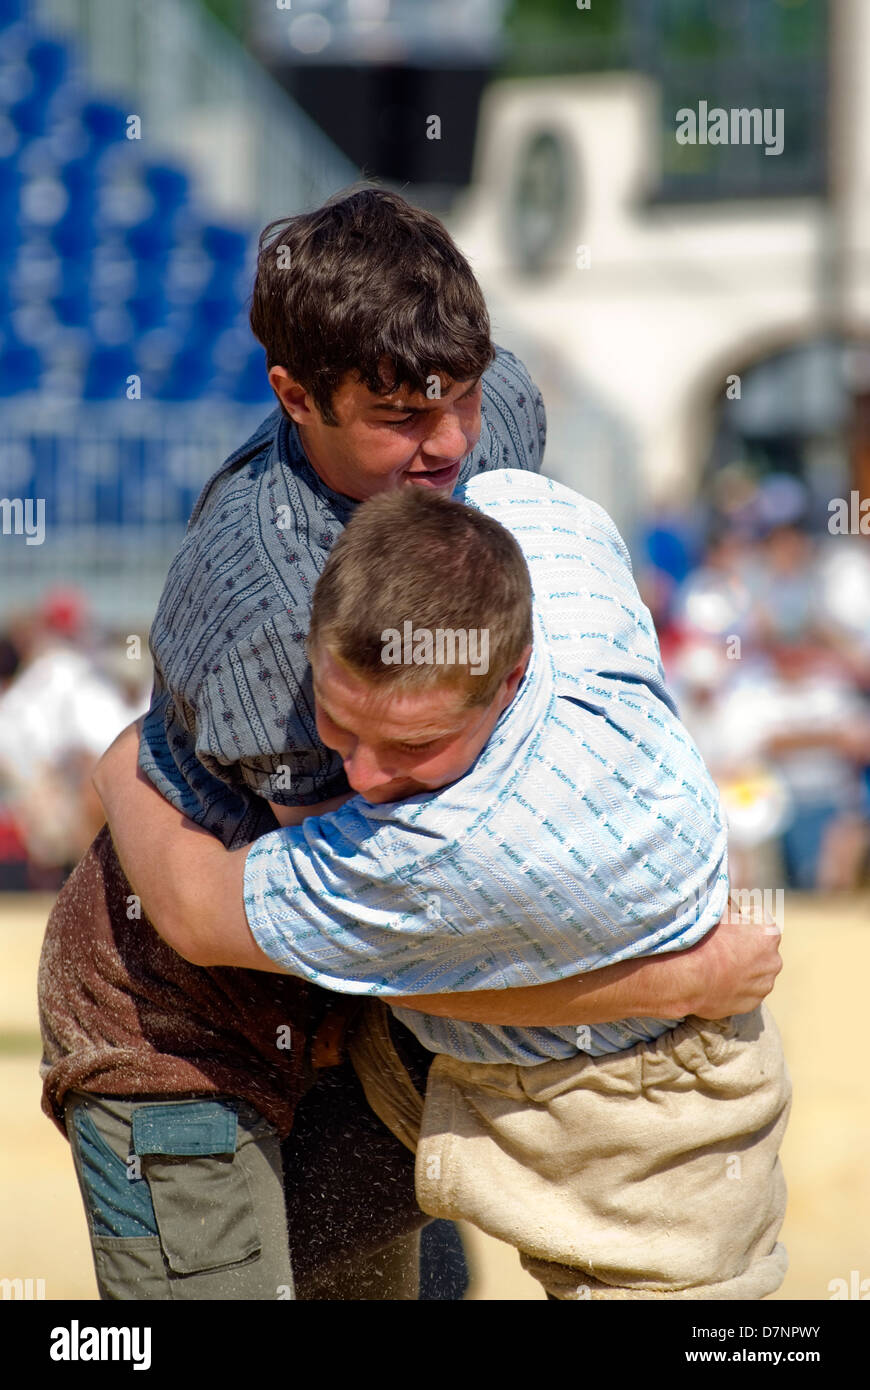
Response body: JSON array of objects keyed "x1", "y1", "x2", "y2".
[
  {"x1": 642, "y1": 470, "x2": 870, "y2": 894},
  {"x1": 0, "y1": 589, "x2": 150, "y2": 888}
]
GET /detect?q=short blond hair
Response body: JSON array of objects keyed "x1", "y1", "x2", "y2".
[{"x1": 308, "y1": 487, "x2": 532, "y2": 707}]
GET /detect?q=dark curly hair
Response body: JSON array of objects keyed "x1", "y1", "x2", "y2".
[{"x1": 249, "y1": 184, "x2": 495, "y2": 425}]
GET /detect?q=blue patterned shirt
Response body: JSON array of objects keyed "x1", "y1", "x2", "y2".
[
  {"x1": 243, "y1": 471, "x2": 730, "y2": 1065},
  {"x1": 140, "y1": 346, "x2": 546, "y2": 847}
]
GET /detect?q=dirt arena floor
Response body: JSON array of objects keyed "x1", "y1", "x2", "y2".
[{"x1": 1, "y1": 891, "x2": 867, "y2": 1301}]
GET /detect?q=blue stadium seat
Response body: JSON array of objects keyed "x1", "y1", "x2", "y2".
[
  {"x1": 127, "y1": 284, "x2": 169, "y2": 333},
  {"x1": 9, "y1": 93, "x2": 52, "y2": 138},
  {"x1": 43, "y1": 161, "x2": 98, "y2": 239},
  {"x1": 229, "y1": 346, "x2": 274, "y2": 404},
  {"x1": 53, "y1": 272, "x2": 93, "y2": 329},
  {"x1": 0, "y1": 20, "x2": 273, "y2": 407},
  {"x1": 82, "y1": 344, "x2": 139, "y2": 401},
  {"x1": 60, "y1": 155, "x2": 100, "y2": 202},
  {"x1": 78, "y1": 100, "x2": 129, "y2": 150},
  {"x1": 157, "y1": 341, "x2": 216, "y2": 401},
  {"x1": 0, "y1": 0, "x2": 24, "y2": 30},
  {"x1": 126, "y1": 214, "x2": 177, "y2": 262},
  {"x1": 0, "y1": 338, "x2": 42, "y2": 393},
  {"x1": 0, "y1": 165, "x2": 19, "y2": 251},
  {"x1": 127, "y1": 258, "x2": 166, "y2": 300},
  {"x1": 144, "y1": 163, "x2": 190, "y2": 214},
  {"x1": 51, "y1": 205, "x2": 99, "y2": 258},
  {"x1": 201, "y1": 222, "x2": 248, "y2": 268},
  {"x1": 26, "y1": 39, "x2": 69, "y2": 98},
  {"x1": 196, "y1": 284, "x2": 241, "y2": 334},
  {"x1": 0, "y1": 155, "x2": 19, "y2": 193}
]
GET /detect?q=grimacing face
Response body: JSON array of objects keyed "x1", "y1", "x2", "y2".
[
  {"x1": 311, "y1": 644, "x2": 532, "y2": 804},
  {"x1": 268, "y1": 360, "x2": 484, "y2": 503}
]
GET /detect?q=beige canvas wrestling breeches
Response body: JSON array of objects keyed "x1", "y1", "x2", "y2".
[{"x1": 348, "y1": 1003, "x2": 792, "y2": 1300}]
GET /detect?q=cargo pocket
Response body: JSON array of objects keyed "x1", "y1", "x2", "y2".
[
  {"x1": 132, "y1": 1100, "x2": 261, "y2": 1276},
  {"x1": 91, "y1": 1235, "x2": 168, "y2": 1300}
]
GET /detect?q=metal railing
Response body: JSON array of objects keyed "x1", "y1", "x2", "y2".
[{"x1": 0, "y1": 398, "x2": 271, "y2": 626}]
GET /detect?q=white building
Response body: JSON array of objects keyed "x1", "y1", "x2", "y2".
[{"x1": 448, "y1": 0, "x2": 869, "y2": 536}]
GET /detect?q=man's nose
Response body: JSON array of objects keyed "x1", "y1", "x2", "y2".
[
  {"x1": 342, "y1": 743, "x2": 396, "y2": 794},
  {"x1": 420, "y1": 407, "x2": 470, "y2": 460}
]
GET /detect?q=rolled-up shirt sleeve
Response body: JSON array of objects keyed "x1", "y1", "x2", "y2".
[{"x1": 243, "y1": 811, "x2": 495, "y2": 995}]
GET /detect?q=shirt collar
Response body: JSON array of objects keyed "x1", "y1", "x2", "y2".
[
  {"x1": 474, "y1": 606, "x2": 554, "y2": 775},
  {"x1": 277, "y1": 415, "x2": 359, "y2": 525}
]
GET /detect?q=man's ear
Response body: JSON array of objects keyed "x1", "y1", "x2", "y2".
[
  {"x1": 268, "y1": 367, "x2": 319, "y2": 425},
  {"x1": 500, "y1": 644, "x2": 533, "y2": 709}
]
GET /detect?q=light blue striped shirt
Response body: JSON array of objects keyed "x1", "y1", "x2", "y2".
[{"x1": 244, "y1": 471, "x2": 729, "y2": 1065}]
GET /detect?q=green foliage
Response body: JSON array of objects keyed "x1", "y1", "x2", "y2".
[
  {"x1": 198, "y1": 0, "x2": 246, "y2": 40},
  {"x1": 501, "y1": 0, "x2": 625, "y2": 75},
  {"x1": 500, "y1": 0, "x2": 826, "y2": 78},
  {"x1": 505, "y1": 0, "x2": 623, "y2": 39}
]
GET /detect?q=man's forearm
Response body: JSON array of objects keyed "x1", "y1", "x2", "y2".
[
  {"x1": 391, "y1": 948, "x2": 699, "y2": 1026},
  {"x1": 392, "y1": 907, "x2": 782, "y2": 1025},
  {"x1": 92, "y1": 721, "x2": 265, "y2": 970},
  {"x1": 118, "y1": 812, "x2": 254, "y2": 967}
]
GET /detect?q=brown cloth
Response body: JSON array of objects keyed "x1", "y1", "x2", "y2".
[
  {"x1": 416, "y1": 1005, "x2": 791, "y2": 1300},
  {"x1": 349, "y1": 1000, "x2": 791, "y2": 1300},
  {"x1": 346, "y1": 997, "x2": 425, "y2": 1154},
  {"x1": 38, "y1": 827, "x2": 323, "y2": 1138}
]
